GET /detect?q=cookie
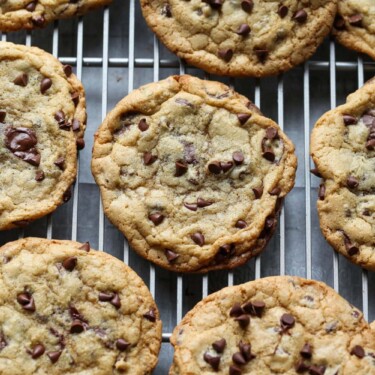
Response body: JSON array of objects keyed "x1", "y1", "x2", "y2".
[
  {"x1": 170, "y1": 276, "x2": 375, "y2": 375},
  {"x1": 0, "y1": 237, "x2": 162, "y2": 375},
  {"x1": 333, "y1": 0, "x2": 375, "y2": 60},
  {"x1": 0, "y1": 41, "x2": 86, "y2": 231},
  {"x1": 140, "y1": 0, "x2": 337, "y2": 77},
  {"x1": 91, "y1": 75, "x2": 297, "y2": 272},
  {"x1": 0, "y1": 0, "x2": 111, "y2": 31},
  {"x1": 311, "y1": 78, "x2": 375, "y2": 271}
]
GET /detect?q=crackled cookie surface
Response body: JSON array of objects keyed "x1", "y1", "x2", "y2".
[
  {"x1": 170, "y1": 276, "x2": 375, "y2": 375},
  {"x1": 311, "y1": 78, "x2": 375, "y2": 271},
  {"x1": 333, "y1": 0, "x2": 375, "y2": 60},
  {"x1": 0, "y1": 0, "x2": 111, "y2": 31},
  {"x1": 0, "y1": 238, "x2": 162, "y2": 375},
  {"x1": 0, "y1": 41, "x2": 86, "y2": 231},
  {"x1": 92, "y1": 75, "x2": 296, "y2": 272},
  {"x1": 141, "y1": 0, "x2": 337, "y2": 77}
]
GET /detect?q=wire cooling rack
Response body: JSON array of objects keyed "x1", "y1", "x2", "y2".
[{"x1": 0, "y1": 1, "x2": 374, "y2": 373}]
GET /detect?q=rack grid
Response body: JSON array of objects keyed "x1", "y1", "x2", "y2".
[{"x1": 1, "y1": 1, "x2": 374, "y2": 373}]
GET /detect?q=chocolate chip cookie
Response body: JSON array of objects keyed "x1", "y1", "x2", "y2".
[
  {"x1": 0, "y1": 237, "x2": 162, "y2": 375},
  {"x1": 170, "y1": 276, "x2": 375, "y2": 375},
  {"x1": 0, "y1": 0, "x2": 111, "y2": 31},
  {"x1": 140, "y1": 0, "x2": 337, "y2": 77},
  {"x1": 0, "y1": 41, "x2": 86, "y2": 231},
  {"x1": 311, "y1": 78, "x2": 375, "y2": 271},
  {"x1": 91, "y1": 75, "x2": 297, "y2": 272},
  {"x1": 333, "y1": 0, "x2": 375, "y2": 60}
]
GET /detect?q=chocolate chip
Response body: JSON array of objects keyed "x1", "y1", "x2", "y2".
[
  {"x1": 229, "y1": 365, "x2": 242, "y2": 375},
  {"x1": 70, "y1": 320, "x2": 85, "y2": 333},
  {"x1": 343, "y1": 233, "x2": 359, "y2": 256},
  {"x1": 25, "y1": 1, "x2": 37, "y2": 11},
  {"x1": 243, "y1": 300, "x2": 265, "y2": 316},
  {"x1": 293, "y1": 9, "x2": 307, "y2": 23},
  {"x1": 232, "y1": 151, "x2": 244, "y2": 165},
  {"x1": 270, "y1": 187, "x2": 281, "y2": 196},
  {"x1": 184, "y1": 202, "x2": 198, "y2": 211},
  {"x1": 143, "y1": 152, "x2": 157, "y2": 165},
  {"x1": 212, "y1": 338, "x2": 226, "y2": 353},
  {"x1": 99, "y1": 292, "x2": 114, "y2": 301},
  {"x1": 76, "y1": 138, "x2": 85, "y2": 150},
  {"x1": 143, "y1": 309, "x2": 156, "y2": 322},
  {"x1": 348, "y1": 14, "x2": 363, "y2": 27},
  {"x1": 35, "y1": 170, "x2": 45, "y2": 181},
  {"x1": 230, "y1": 303, "x2": 244, "y2": 317},
  {"x1": 47, "y1": 351, "x2": 62, "y2": 364},
  {"x1": 203, "y1": 353, "x2": 220, "y2": 371},
  {"x1": 110, "y1": 293, "x2": 121, "y2": 309},
  {"x1": 161, "y1": 3, "x2": 172, "y2": 17},
  {"x1": 237, "y1": 113, "x2": 251, "y2": 125},
  {"x1": 278, "y1": 5, "x2": 288, "y2": 18},
  {"x1": 366, "y1": 139, "x2": 375, "y2": 150},
  {"x1": 32, "y1": 14, "x2": 45, "y2": 26},
  {"x1": 138, "y1": 119, "x2": 149, "y2": 131},
  {"x1": 334, "y1": 15, "x2": 345, "y2": 29},
  {"x1": 234, "y1": 314, "x2": 250, "y2": 328},
  {"x1": 236, "y1": 24, "x2": 250, "y2": 36},
  {"x1": 165, "y1": 249, "x2": 179, "y2": 262},
  {"x1": 0, "y1": 333, "x2": 7, "y2": 351},
  {"x1": 254, "y1": 48, "x2": 268, "y2": 61},
  {"x1": 69, "y1": 306, "x2": 88, "y2": 323},
  {"x1": 62, "y1": 187, "x2": 71, "y2": 202},
  {"x1": 183, "y1": 143, "x2": 196, "y2": 164},
  {"x1": 350, "y1": 345, "x2": 365, "y2": 358},
  {"x1": 252, "y1": 186, "x2": 263, "y2": 199},
  {"x1": 347, "y1": 175, "x2": 359, "y2": 189},
  {"x1": 197, "y1": 198, "x2": 212, "y2": 208},
  {"x1": 72, "y1": 119, "x2": 80, "y2": 131},
  {"x1": 17, "y1": 292, "x2": 35, "y2": 312},
  {"x1": 218, "y1": 48, "x2": 233, "y2": 62},
  {"x1": 300, "y1": 343, "x2": 312, "y2": 358},
  {"x1": 5, "y1": 127, "x2": 41, "y2": 166},
  {"x1": 235, "y1": 220, "x2": 247, "y2": 229},
  {"x1": 239, "y1": 342, "x2": 254, "y2": 361},
  {"x1": 343, "y1": 114, "x2": 357, "y2": 125},
  {"x1": 116, "y1": 339, "x2": 130, "y2": 351},
  {"x1": 220, "y1": 161, "x2": 233, "y2": 172},
  {"x1": 266, "y1": 127, "x2": 278, "y2": 140},
  {"x1": 296, "y1": 361, "x2": 310, "y2": 373},
  {"x1": 262, "y1": 148, "x2": 275, "y2": 162},
  {"x1": 148, "y1": 212, "x2": 165, "y2": 226},
  {"x1": 309, "y1": 365, "x2": 326, "y2": 375},
  {"x1": 310, "y1": 168, "x2": 322, "y2": 178},
  {"x1": 40, "y1": 78, "x2": 52, "y2": 94},
  {"x1": 318, "y1": 184, "x2": 325, "y2": 200},
  {"x1": 62, "y1": 257, "x2": 77, "y2": 271},
  {"x1": 54, "y1": 157, "x2": 65, "y2": 170},
  {"x1": 203, "y1": 0, "x2": 222, "y2": 9},
  {"x1": 13, "y1": 73, "x2": 28, "y2": 87},
  {"x1": 280, "y1": 313, "x2": 295, "y2": 329},
  {"x1": 240, "y1": 0, "x2": 253, "y2": 13},
  {"x1": 232, "y1": 352, "x2": 246, "y2": 365},
  {"x1": 71, "y1": 92, "x2": 79, "y2": 107},
  {"x1": 31, "y1": 344, "x2": 45, "y2": 359},
  {"x1": 0, "y1": 110, "x2": 6, "y2": 123},
  {"x1": 175, "y1": 160, "x2": 188, "y2": 177},
  {"x1": 208, "y1": 161, "x2": 222, "y2": 174},
  {"x1": 63, "y1": 65, "x2": 72, "y2": 77},
  {"x1": 79, "y1": 242, "x2": 90, "y2": 252},
  {"x1": 191, "y1": 232, "x2": 205, "y2": 246}
]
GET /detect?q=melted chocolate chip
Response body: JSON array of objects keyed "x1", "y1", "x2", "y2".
[
  {"x1": 280, "y1": 313, "x2": 295, "y2": 330},
  {"x1": 266, "y1": 127, "x2": 278, "y2": 140},
  {"x1": 79, "y1": 242, "x2": 90, "y2": 252},
  {"x1": 235, "y1": 220, "x2": 247, "y2": 229},
  {"x1": 161, "y1": 3, "x2": 172, "y2": 17},
  {"x1": 203, "y1": 352, "x2": 220, "y2": 370},
  {"x1": 0, "y1": 333, "x2": 7, "y2": 351},
  {"x1": 270, "y1": 187, "x2": 281, "y2": 196},
  {"x1": 40, "y1": 78, "x2": 52, "y2": 94},
  {"x1": 70, "y1": 320, "x2": 85, "y2": 334},
  {"x1": 334, "y1": 15, "x2": 345, "y2": 29},
  {"x1": 99, "y1": 292, "x2": 114, "y2": 302},
  {"x1": 237, "y1": 113, "x2": 251, "y2": 125},
  {"x1": 63, "y1": 65, "x2": 72, "y2": 77},
  {"x1": 296, "y1": 361, "x2": 310, "y2": 373},
  {"x1": 72, "y1": 119, "x2": 80, "y2": 131},
  {"x1": 191, "y1": 232, "x2": 205, "y2": 246},
  {"x1": 5, "y1": 127, "x2": 40, "y2": 166},
  {"x1": 232, "y1": 352, "x2": 246, "y2": 365},
  {"x1": 348, "y1": 14, "x2": 363, "y2": 27},
  {"x1": 252, "y1": 186, "x2": 263, "y2": 199},
  {"x1": 165, "y1": 249, "x2": 179, "y2": 262},
  {"x1": 309, "y1": 365, "x2": 326, "y2": 375},
  {"x1": 254, "y1": 48, "x2": 268, "y2": 61},
  {"x1": 138, "y1": 119, "x2": 149, "y2": 131},
  {"x1": 71, "y1": 92, "x2": 79, "y2": 107},
  {"x1": 76, "y1": 138, "x2": 85, "y2": 150},
  {"x1": 183, "y1": 143, "x2": 196, "y2": 164},
  {"x1": 278, "y1": 5, "x2": 288, "y2": 18},
  {"x1": 350, "y1": 345, "x2": 365, "y2": 358},
  {"x1": 318, "y1": 184, "x2": 325, "y2": 200},
  {"x1": 347, "y1": 175, "x2": 359, "y2": 189},
  {"x1": 343, "y1": 233, "x2": 359, "y2": 256},
  {"x1": 47, "y1": 351, "x2": 62, "y2": 364},
  {"x1": 240, "y1": 0, "x2": 253, "y2": 13},
  {"x1": 243, "y1": 300, "x2": 265, "y2": 317},
  {"x1": 110, "y1": 293, "x2": 121, "y2": 309},
  {"x1": 13, "y1": 73, "x2": 28, "y2": 87},
  {"x1": 229, "y1": 365, "x2": 242, "y2": 375},
  {"x1": 69, "y1": 306, "x2": 88, "y2": 324},
  {"x1": 220, "y1": 161, "x2": 233, "y2": 172},
  {"x1": 175, "y1": 160, "x2": 188, "y2": 177},
  {"x1": 236, "y1": 24, "x2": 250, "y2": 36},
  {"x1": 366, "y1": 139, "x2": 375, "y2": 150},
  {"x1": 218, "y1": 48, "x2": 233, "y2": 62},
  {"x1": 143, "y1": 152, "x2": 157, "y2": 165},
  {"x1": 230, "y1": 303, "x2": 244, "y2": 317},
  {"x1": 31, "y1": 344, "x2": 45, "y2": 359},
  {"x1": 54, "y1": 157, "x2": 65, "y2": 170},
  {"x1": 17, "y1": 292, "x2": 35, "y2": 312},
  {"x1": 0, "y1": 110, "x2": 6, "y2": 123},
  {"x1": 262, "y1": 148, "x2": 275, "y2": 162},
  {"x1": 25, "y1": 1, "x2": 37, "y2": 11},
  {"x1": 35, "y1": 170, "x2": 45, "y2": 181},
  {"x1": 343, "y1": 114, "x2": 357, "y2": 126},
  {"x1": 149, "y1": 212, "x2": 165, "y2": 226},
  {"x1": 293, "y1": 9, "x2": 307, "y2": 23},
  {"x1": 212, "y1": 338, "x2": 226, "y2": 353},
  {"x1": 310, "y1": 168, "x2": 322, "y2": 178},
  {"x1": 197, "y1": 198, "x2": 212, "y2": 208},
  {"x1": 184, "y1": 202, "x2": 198, "y2": 211},
  {"x1": 239, "y1": 342, "x2": 254, "y2": 361},
  {"x1": 62, "y1": 257, "x2": 77, "y2": 271},
  {"x1": 31, "y1": 14, "x2": 45, "y2": 27},
  {"x1": 116, "y1": 339, "x2": 130, "y2": 351},
  {"x1": 234, "y1": 314, "x2": 250, "y2": 328},
  {"x1": 175, "y1": 98, "x2": 194, "y2": 108},
  {"x1": 300, "y1": 343, "x2": 312, "y2": 358},
  {"x1": 143, "y1": 309, "x2": 156, "y2": 322}
]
